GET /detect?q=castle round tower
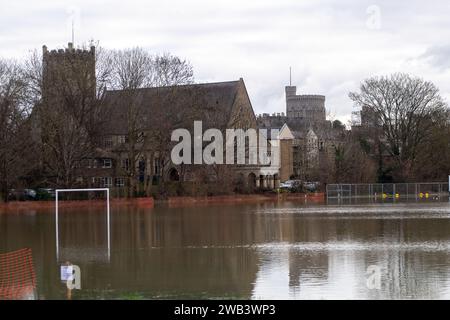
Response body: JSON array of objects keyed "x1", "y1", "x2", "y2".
[{"x1": 285, "y1": 86, "x2": 326, "y2": 122}]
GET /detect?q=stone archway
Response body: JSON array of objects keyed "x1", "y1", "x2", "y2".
[
  {"x1": 259, "y1": 175, "x2": 265, "y2": 189},
  {"x1": 168, "y1": 168, "x2": 180, "y2": 181},
  {"x1": 234, "y1": 173, "x2": 246, "y2": 193},
  {"x1": 248, "y1": 173, "x2": 257, "y2": 191}
]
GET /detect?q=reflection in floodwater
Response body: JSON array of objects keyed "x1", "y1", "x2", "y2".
[{"x1": 1, "y1": 201, "x2": 450, "y2": 299}]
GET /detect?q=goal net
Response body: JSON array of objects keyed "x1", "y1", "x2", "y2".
[{"x1": 0, "y1": 248, "x2": 36, "y2": 300}]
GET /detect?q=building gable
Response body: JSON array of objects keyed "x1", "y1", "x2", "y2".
[
  {"x1": 279, "y1": 124, "x2": 295, "y2": 140},
  {"x1": 227, "y1": 79, "x2": 257, "y2": 130}
]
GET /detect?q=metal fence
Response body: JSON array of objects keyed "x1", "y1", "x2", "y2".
[{"x1": 326, "y1": 182, "x2": 449, "y2": 200}]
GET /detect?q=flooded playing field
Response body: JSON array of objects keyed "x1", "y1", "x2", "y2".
[{"x1": 2, "y1": 200, "x2": 450, "y2": 299}]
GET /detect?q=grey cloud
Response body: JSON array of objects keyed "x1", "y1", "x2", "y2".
[{"x1": 420, "y1": 45, "x2": 450, "y2": 70}]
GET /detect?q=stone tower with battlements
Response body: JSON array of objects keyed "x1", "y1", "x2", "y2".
[
  {"x1": 42, "y1": 42, "x2": 96, "y2": 105},
  {"x1": 285, "y1": 86, "x2": 326, "y2": 123}
]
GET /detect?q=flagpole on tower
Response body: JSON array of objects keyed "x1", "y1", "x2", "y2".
[
  {"x1": 72, "y1": 19, "x2": 75, "y2": 45},
  {"x1": 289, "y1": 67, "x2": 292, "y2": 86}
]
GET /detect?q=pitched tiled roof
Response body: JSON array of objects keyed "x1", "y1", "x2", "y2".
[{"x1": 103, "y1": 80, "x2": 241, "y2": 135}]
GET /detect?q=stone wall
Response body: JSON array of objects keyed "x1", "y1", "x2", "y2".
[{"x1": 279, "y1": 139, "x2": 293, "y2": 181}]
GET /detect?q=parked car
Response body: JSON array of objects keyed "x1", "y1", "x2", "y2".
[
  {"x1": 7, "y1": 189, "x2": 37, "y2": 201},
  {"x1": 303, "y1": 181, "x2": 320, "y2": 192},
  {"x1": 36, "y1": 188, "x2": 56, "y2": 200},
  {"x1": 279, "y1": 180, "x2": 302, "y2": 192},
  {"x1": 24, "y1": 189, "x2": 37, "y2": 199},
  {"x1": 280, "y1": 180, "x2": 294, "y2": 189}
]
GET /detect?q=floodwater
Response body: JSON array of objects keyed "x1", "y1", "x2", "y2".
[{"x1": 2, "y1": 200, "x2": 450, "y2": 300}]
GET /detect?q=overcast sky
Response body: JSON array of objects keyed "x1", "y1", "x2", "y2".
[{"x1": 2, "y1": 0, "x2": 450, "y2": 124}]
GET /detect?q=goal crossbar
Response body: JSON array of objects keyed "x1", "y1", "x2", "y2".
[{"x1": 55, "y1": 188, "x2": 110, "y2": 262}]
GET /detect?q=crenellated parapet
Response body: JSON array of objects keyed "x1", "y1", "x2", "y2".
[
  {"x1": 43, "y1": 42, "x2": 95, "y2": 57},
  {"x1": 41, "y1": 42, "x2": 96, "y2": 103},
  {"x1": 288, "y1": 94, "x2": 325, "y2": 101},
  {"x1": 257, "y1": 112, "x2": 287, "y2": 119}
]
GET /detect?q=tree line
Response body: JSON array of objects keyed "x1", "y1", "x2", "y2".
[
  {"x1": 1, "y1": 46, "x2": 449, "y2": 201},
  {"x1": 332, "y1": 73, "x2": 450, "y2": 184}
]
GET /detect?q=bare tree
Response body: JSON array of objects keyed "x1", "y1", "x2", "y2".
[
  {"x1": 349, "y1": 73, "x2": 448, "y2": 181},
  {"x1": 0, "y1": 59, "x2": 35, "y2": 201},
  {"x1": 413, "y1": 109, "x2": 450, "y2": 181},
  {"x1": 108, "y1": 48, "x2": 194, "y2": 197},
  {"x1": 23, "y1": 50, "x2": 43, "y2": 110},
  {"x1": 152, "y1": 53, "x2": 194, "y2": 87},
  {"x1": 333, "y1": 133, "x2": 377, "y2": 183},
  {"x1": 108, "y1": 47, "x2": 153, "y2": 196}
]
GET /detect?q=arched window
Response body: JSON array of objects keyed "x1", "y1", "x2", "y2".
[{"x1": 168, "y1": 168, "x2": 180, "y2": 181}]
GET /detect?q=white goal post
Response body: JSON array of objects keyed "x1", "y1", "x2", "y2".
[{"x1": 55, "y1": 188, "x2": 111, "y2": 262}]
